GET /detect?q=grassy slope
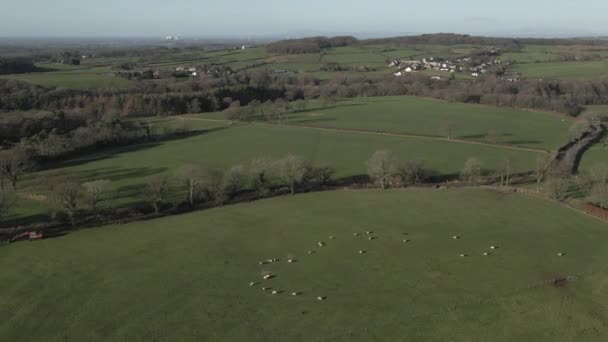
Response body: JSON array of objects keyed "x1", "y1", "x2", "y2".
[
  {"x1": 11, "y1": 121, "x2": 540, "y2": 222},
  {"x1": 2, "y1": 189, "x2": 608, "y2": 341},
  {"x1": 511, "y1": 60, "x2": 608, "y2": 80},
  {"x1": 283, "y1": 96, "x2": 570, "y2": 150},
  {"x1": 0, "y1": 65, "x2": 132, "y2": 89}
]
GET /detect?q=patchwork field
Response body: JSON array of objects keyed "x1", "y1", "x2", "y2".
[
  {"x1": 510, "y1": 60, "x2": 608, "y2": 80},
  {"x1": 281, "y1": 96, "x2": 571, "y2": 150},
  {"x1": 2, "y1": 189, "x2": 608, "y2": 341}
]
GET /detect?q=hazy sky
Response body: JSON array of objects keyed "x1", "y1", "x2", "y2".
[{"x1": 2, "y1": 0, "x2": 608, "y2": 38}]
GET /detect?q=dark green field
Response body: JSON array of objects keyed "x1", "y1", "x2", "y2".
[{"x1": 2, "y1": 189, "x2": 607, "y2": 341}]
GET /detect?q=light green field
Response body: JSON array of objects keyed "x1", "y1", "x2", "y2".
[
  {"x1": 284, "y1": 96, "x2": 571, "y2": 150},
  {"x1": 0, "y1": 66, "x2": 132, "y2": 89},
  {"x1": 2, "y1": 188, "x2": 608, "y2": 341},
  {"x1": 511, "y1": 60, "x2": 608, "y2": 80},
  {"x1": 10, "y1": 121, "x2": 541, "y2": 223}
]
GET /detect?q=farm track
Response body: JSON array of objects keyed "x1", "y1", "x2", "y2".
[{"x1": 179, "y1": 115, "x2": 550, "y2": 154}]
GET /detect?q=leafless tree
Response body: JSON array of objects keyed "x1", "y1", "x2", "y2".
[
  {"x1": 314, "y1": 162, "x2": 335, "y2": 186},
  {"x1": 589, "y1": 162, "x2": 608, "y2": 184},
  {"x1": 249, "y1": 157, "x2": 274, "y2": 194},
  {"x1": 222, "y1": 165, "x2": 247, "y2": 199},
  {"x1": 439, "y1": 121, "x2": 455, "y2": 140},
  {"x1": 568, "y1": 120, "x2": 589, "y2": 148},
  {"x1": 588, "y1": 182, "x2": 608, "y2": 209},
  {"x1": 0, "y1": 188, "x2": 16, "y2": 224},
  {"x1": 49, "y1": 176, "x2": 83, "y2": 227},
  {"x1": 545, "y1": 177, "x2": 570, "y2": 201},
  {"x1": 82, "y1": 179, "x2": 113, "y2": 210},
  {"x1": 396, "y1": 160, "x2": 425, "y2": 186},
  {"x1": 0, "y1": 147, "x2": 34, "y2": 190},
  {"x1": 501, "y1": 157, "x2": 512, "y2": 187},
  {"x1": 176, "y1": 165, "x2": 206, "y2": 207},
  {"x1": 276, "y1": 155, "x2": 311, "y2": 194},
  {"x1": 535, "y1": 154, "x2": 551, "y2": 192},
  {"x1": 366, "y1": 150, "x2": 398, "y2": 189},
  {"x1": 143, "y1": 175, "x2": 170, "y2": 213},
  {"x1": 460, "y1": 157, "x2": 482, "y2": 182}
]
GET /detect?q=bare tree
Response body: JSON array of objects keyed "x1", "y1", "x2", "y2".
[
  {"x1": 588, "y1": 182, "x2": 608, "y2": 209},
  {"x1": 366, "y1": 150, "x2": 397, "y2": 189},
  {"x1": 545, "y1": 177, "x2": 570, "y2": 201},
  {"x1": 501, "y1": 157, "x2": 512, "y2": 187},
  {"x1": 535, "y1": 154, "x2": 551, "y2": 192},
  {"x1": 222, "y1": 165, "x2": 248, "y2": 199},
  {"x1": 0, "y1": 188, "x2": 16, "y2": 224},
  {"x1": 276, "y1": 155, "x2": 311, "y2": 194},
  {"x1": 460, "y1": 157, "x2": 482, "y2": 182},
  {"x1": 439, "y1": 121, "x2": 455, "y2": 140},
  {"x1": 313, "y1": 162, "x2": 335, "y2": 186},
  {"x1": 396, "y1": 160, "x2": 425, "y2": 186},
  {"x1": 144, "y1": 175, "x2": 170, "y2": 213},
  {"x1": 49, "y1": 176, "x2": 83, "y2": 227},
  {"x1": 201, "y1": 168, "x2": 224, "y2": 203},
  {"x1": 249, "y1": 158, "x2": 274, "y2": 195},
  {"x1": 82, "y1": 179, "x2": 113, "y2": 210},
  {"x1": 176, "y1": 165, "x2": 206, "y2": 207},
  {"x1": 0, "y1": 147, "x2": 34, "y2": 190},
  {"x1": 589, "y1": 162, "x2": 608, "y2": 184}
]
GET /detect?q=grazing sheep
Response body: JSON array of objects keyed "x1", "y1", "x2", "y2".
[
  {"x1": 403, "y1": 239, "x2": 410, "y2": 243},
  {"x1": 249, "y1": 282, "x2": 257, "y2": 286},
  {"x1": 317, "y1": 296, "x2": 326, "y2": 301},
  {"x1": 263, "y1": 274, "x2": 272, "y2": 280},
  {"x1": 483, "y1": 252, "x2": 490, "y2": 256},
  {"x1": 329, "y1": 236, "x2": 336, "y2": 240},
  {"x1": 318, "y1": 242, "x2": 326, "y2": 247},
  {"x1": 368, "y1": 237, "x2": 376, "y2": 240},
  {"x1": 259, "y1": 261, "x2": 266, "y2": 265},
  {"x1": 291, "y1": 292, "x2": 300, "y2": 296},
  {"x1": 307, "y1": 250, "x2": 314, "y2": 254},
  {"x1": 262, "y1": 287, "x2": 271, "y2": 291},
  {"x1": 354, "y1": 233, "x2": 360, "y2": 236},
  {"x1": 272, "y1": 290, "x2": 278, "y2": 295},
  {"x1": 359, "y1": 250, "x2": 366, "y2": 254},
  {"x1": 287, "y1": 259, "x2": 296, "y2": 263},
  {"x1": 366, "y1": 231, "x2": 373, "y2": 235},
  {"x1": 557, "y1": 252, "x2": 565, "y2": 256},
  {"x1": 460, "y1": 254, "x2": 467, "y2": 257},
  {"x1": 453, "y1": 236, "x2": 460, "y2": 240},
  {"x1": 490, "y1": 246, "x2": 498, "y2": 250}
]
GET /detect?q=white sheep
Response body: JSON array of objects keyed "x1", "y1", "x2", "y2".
[
  {"x1": 318, "y1": 242, "x2": 326, "y2": 247},
  {"x1": 263, "y1": 274, "x2": 272, "y2": 280},
  {"x1": 354, "y1": 233, "x2": 360, "y2": 236},
  {"x1": 317, "y1": 296, "x2": 326, "y2": 301},
  {"x1": 557, "y1": 252, "x2": 565, "y2": 256},
  {"x1": 483, "y1": 252, "x2": 489, "y2": 256},
  {"x1": 288, "y1": 259, "x2": 295, "y2": 263},
  {"x1": 403, "y1": 239, "x2": 410, "y2": 243},
  {"x1": 460, "y1": 254, "x2": 467, "y2": 257},
  {"x1": 490, "y1": 246, "x2": 498, "y2": 250},
  {"x1": 262, "y1": 287, "x2": 271, "y2": 291},
  {"x1": 453, "y1": 236, "x2": 460, "y2": 240},
  {"x1": 307, "y1": 250, "x2": 314, "y2": 254},
  {"x1": 249, "y1": 282, "x2": 257, "y2": 286},
  {"x1": 291, "y1": 292, "x2": 299, "y2": 296},
  {"x1": 329, "y1": 236, "x2": 336, "y2": 240},
  {"x1": 359, "y1": 250, "x2": 366, "y2": 254},
  {"x1": 272, "y1": 290, "x2": 278, "y2": 295}
]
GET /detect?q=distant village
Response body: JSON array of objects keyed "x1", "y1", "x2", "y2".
[{"x1": 388, "y1": 48, "x2": 519, "y2": 81}]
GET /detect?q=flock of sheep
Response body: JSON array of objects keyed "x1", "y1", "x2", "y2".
[{"x1": 250, "y1": 231, "x2": 567, "y2": 300}]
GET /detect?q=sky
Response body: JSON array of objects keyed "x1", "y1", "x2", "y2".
[{"x1": 2, "y1": 0, "x2": 608, "y2": 38}]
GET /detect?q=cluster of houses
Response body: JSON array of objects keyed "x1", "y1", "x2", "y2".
[
  {"x1": 390, "y1": 49, "x2": 504, "y2": 79},
  {"x1": 175, "y1": 66, "x2": 199, "y2": 77}
]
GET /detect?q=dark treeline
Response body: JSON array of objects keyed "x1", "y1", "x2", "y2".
[
  {"x1": 266, "y1": 36, "x2": 359, "y2": 54},
  {"x1": 364, "y1": 33, "x2": 608, "y2": 49},
  {"x1": 0, "y1": 57, "x2": 39, "y2": 75}
]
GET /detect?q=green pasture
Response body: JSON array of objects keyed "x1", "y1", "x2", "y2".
[
  {"x1": 283, "y1": 96, "x2": 571, "y2": 150},
  {"x1": 2, "y1": 188, "x2": 608, "y2": 341}
]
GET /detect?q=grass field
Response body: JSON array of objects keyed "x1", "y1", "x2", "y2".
[
  {"x1": 10, "y1": 120, "x2": 542, "y2": 223},
  {"x1": 0, "y1": 65, "x2": 132, "y2": 89},
  {"x1": 510, "y1": 60, "x2": 608, "y2": 80},
  {"x1": 282, "y1": 96, "x2": 571, "y2": 150},
  {"x1": 2, "y1": 188, "x2": 608, "y2": 341}
]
